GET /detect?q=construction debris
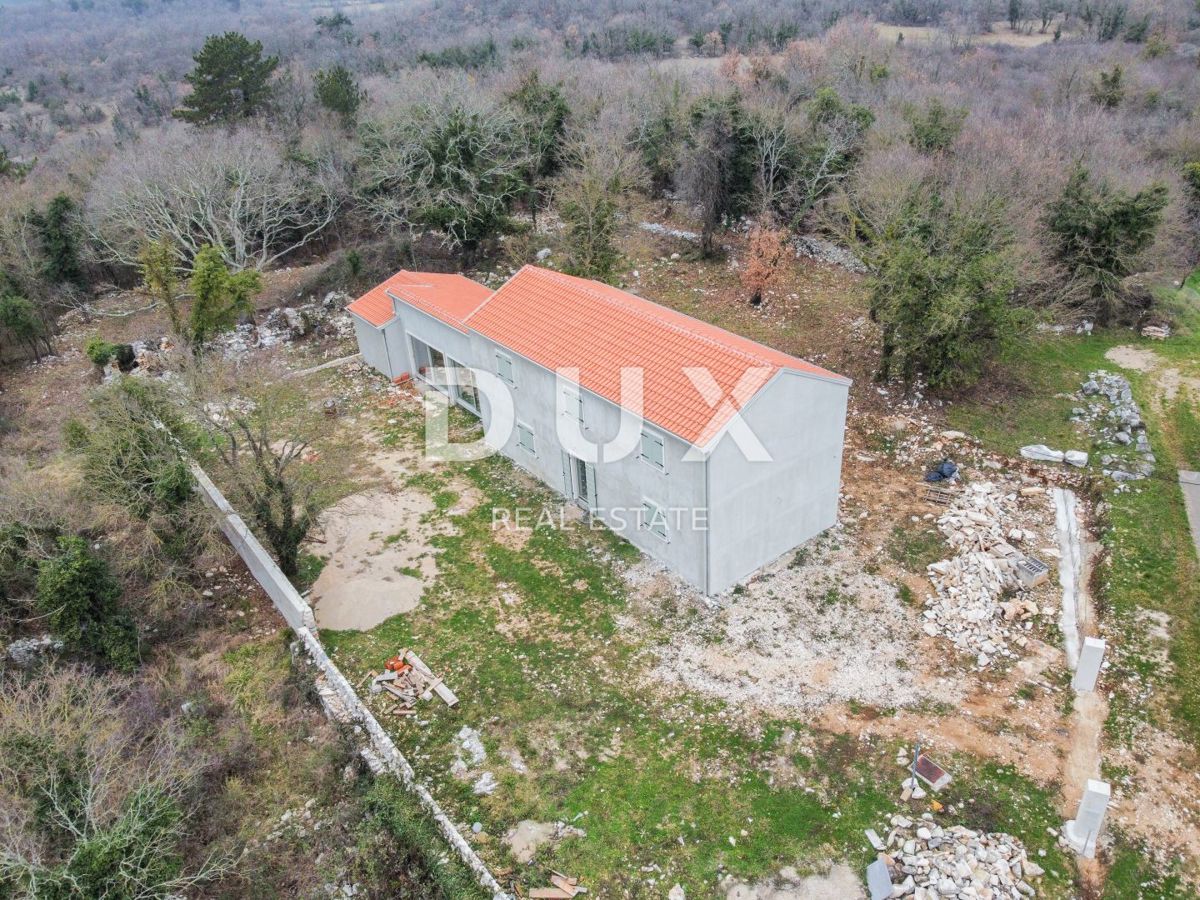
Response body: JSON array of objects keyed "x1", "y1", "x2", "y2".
[
  {"x1": 868, "y1": 813, "x2": 1043, "y2": 899},
  {"x1": 367, "y1": 649, "x2": 458, "y2": 718},
  {"x1": 1019, "y1": 444, "x2": 1087, "y2": 467},
  {"x1": 923, "y1": 481, "x2": 1054, "y2": 665},
  {"x1": 528, "y1": 872, "x2": 587, "y2": 899}
]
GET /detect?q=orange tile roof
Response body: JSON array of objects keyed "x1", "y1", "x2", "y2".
[
  {"x1": 465, "y1": 266, "x2": 848, "y2": 445},
  {"x1": 348, "y1": 265, "x2": 847, "y2": 445},
  {"x1": 347, "y1": 270, "x2": 491, "y2": 331}
]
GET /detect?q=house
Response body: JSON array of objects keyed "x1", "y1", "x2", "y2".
[{"x1": 347, "y1": 265, "x2": 850, "y2": 594}]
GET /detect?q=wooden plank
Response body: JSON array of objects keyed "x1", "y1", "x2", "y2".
[
  {"x1": 528, "y1": 890, "x2": 573, "y2": 899},
  {"x1": 405, "y1": 650, "x2": 459, "y2": 707}
]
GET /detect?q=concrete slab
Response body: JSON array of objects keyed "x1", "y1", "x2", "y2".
[{"x1": 1180, "y1": 472, "x2": 1200, "y2": 559}]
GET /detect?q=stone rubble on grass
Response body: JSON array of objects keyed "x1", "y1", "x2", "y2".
[
  {"x1": 871, "y1": 813, "x2": 1044, "y2": 899},
  {"x1": 4, "y1": 634, "x2": 64, "y2": 668},
  {"x1": 639, "y1": 221, "x2": 701, "y2": 243},
  {"x1": 923, "y1": 481, "x2": 1052, "y2": 665},
  {"x1": 217, "y1": 291, "x2": 354, "y2": 357},
  {"x1": 792, "y1": 234, "x2": 869, "y2": 274},
  {"x1": 1077, "y1": 371, "x2": 1154, "y2": 483}
]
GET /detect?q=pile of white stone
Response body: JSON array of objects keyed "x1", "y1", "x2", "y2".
[
  {"x1": 218, "y1": 291, "x2": 354, "y2": 357},
  {"x1": 1076, "y1": 371, "x2": 1153, "y2": 482},
  {"x1": 923, "y1": 482, "x2": 1047, "y2": 666},
  {"x1": 873, "y1": 812, "x2": 1044, "y2": 899}
]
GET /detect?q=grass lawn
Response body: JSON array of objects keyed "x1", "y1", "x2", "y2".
[{"x1": 317, "y1": 403, "x2": 1079, "y2": 897}]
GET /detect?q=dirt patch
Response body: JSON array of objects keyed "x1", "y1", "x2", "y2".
[
  {"x1": 504, "y1": 820, "x2": 557, "y2": 864},
  {"x1": 307, "y1": 487, "x2": 449, "y2": 630},
  {"x1": 1106, "y1": 344, "x2": 1200, "y2": 411},
  {"x1": 1104, "y1": 345, "x2": 1159, "y2": 374},
  {"x1": 721, "y1": 863, "x2": 865, "y2": 899}
]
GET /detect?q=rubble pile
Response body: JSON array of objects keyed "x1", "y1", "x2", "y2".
[
  {"x1": 872, "y1": 813, "x2": 1044, "y2": 899},
  {"x1": 792, "y1": 234, "x2": 869, "y2": 274},
  {"x1": 217, "y1": 291, "x2": 354, "y2": 357},
  {"x1": 923, "y1": 481, "x2": 1051, "y2": 665},
  {"x1": 1076, "y1": 371, "x2": 1154, "y2": 482}
]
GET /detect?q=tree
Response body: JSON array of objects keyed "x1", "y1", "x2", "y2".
[
  {"x1": 64, "y1": 379, "x2": 204, "y2": 562},
  {"x1": 507, "y1": 71, "x2": 570, "y2": 225},
  {"x1": 676, "y1": 93, "x2": 756, "y2": 256},
  {"x1": 35, "y1": 536, "x2": 138, "y2": 670},
  {"x1": 203, "y1": 409, "x2": 319, "y2": 580},
  {"x1": 357, "y1": 93, "x2": 532, "y2": 255},
  {"x1": 85, "y1": 126, "x2": 345, "y2": 270},
  {"x1": 556, "y1": 130, "x2": 644, "y2": 282},
  {"x1": 1044, "y1": 166, "x2": 1168, "y2": 323},
  {"x1": 1089, "y1": 65, "x2": 1125, "y2": 108},
  {"x1": 31, "y1": 194, "x2": 83, "y2": 286},
  {"x1": 188, "y1": 246, "x2": 261, "y2": 347},
  {"x1": 862, "y1": 185, "x2": 1024, "y2": 391},
  {"x1": 0, "y1": 293, "x2": 53, "y2": 361},
  {"x1": 173, "y1": 32, "x2": 279, "y2": 125},
  {"x1": 907, "y1": 99, "x2": 967, "y2": 154},
  {"x1": 741, "y1": 223, "x2": 789, "y2": 306},
  {"x1": 139, "y1": 237, "x2": 183, "y2": 339},
  {"x1": 768, "y1": 88, "x2": 873, "y2": 225},
  {"x1": 314, "y1": 65, "x2": 365, "y2": 127},
  {"x1": 0, "y1": 672, "x2": 230, "y2": 895},
  {"x1": 1183, "y1": 162, "x2": 1200, "y2": 217}
]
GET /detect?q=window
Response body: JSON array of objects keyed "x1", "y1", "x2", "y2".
[
  {"x1": 642, "y1": 499, "x2": 668, "y2": 540},
  {"x1": 639, "y1": 430, "x2": 665, "y2": 470},
  {"x1": 562, "y1": 387, "x2": 583, "y2": 422},
  {"x1": 517, "y1": 422, "x2": 535, "y2": 454},
  {"x1": 496, "y1": 351, "x2": 515, "y2": 385}
]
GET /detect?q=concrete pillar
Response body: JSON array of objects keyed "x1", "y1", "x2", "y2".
[
  {"x1": 1064, "y1": 779, "x2": 1111, "y2": 858},
  {"x1": 1072, "y1": 637, "x2": 1106, "y2": 692}
]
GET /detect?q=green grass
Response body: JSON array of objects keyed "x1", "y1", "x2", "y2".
[
  {"x1": 318, "y1": 412, "x2": 1082, "y2": 897},
  {"x1": 949, "y1": 323, "x2": 1200, "y2": 744},
  {"x1": 885, "y1": 523, "x2": 945, "y2": 572},
  {"x1": 1103, "y1": 835, "x2": 1187, "y2": 899}
]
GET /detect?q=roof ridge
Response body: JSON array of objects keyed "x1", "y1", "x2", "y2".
[{"x1": 525, "y1": 266, "x2": 784, "y2": 371}]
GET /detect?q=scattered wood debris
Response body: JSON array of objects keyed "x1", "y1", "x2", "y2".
[
  {"x1": 923, "y1": 485, "x2": 957, "y2": 507},
  {"x1": 528, "y1": 872, "x2": 587, "y2": 898},
  {"x1": 366, "y1": 648, "x2": 458, "y2": 717}
]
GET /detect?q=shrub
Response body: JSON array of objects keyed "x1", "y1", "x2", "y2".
[
  {"x1": 35, "y1": 535, "x2": 137, "y2": 670},
  {"x1": 84, "y1": 335, "x2": 118, "y2": 366},
  {"x1": 907, "y1": 99, "x2": 967, "y2": 154}
]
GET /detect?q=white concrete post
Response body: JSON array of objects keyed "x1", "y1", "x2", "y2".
[
  {"x1": 1072, "y1": 637, "x2": 1106, "y2": 692},
  {"x1": 1064, "y1": 779, "x2": 1111, "y2": 858}
]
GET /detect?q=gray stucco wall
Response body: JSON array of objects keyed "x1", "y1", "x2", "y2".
[
  {"x1": 704, "y1": 371, "x2": 848, "y2": 593},
  {"x1": 352, "y1": 300, "x2": 848, "y2": 596},
  {"x1": 468, "y1": 331, "x2": 709, "y2": 589},
  {"x1": 394, "y1": 305, "x2": 476, "y2": 378},
  {"x1": 352, "y1": 316, "x2": 393, "y2": 378}
]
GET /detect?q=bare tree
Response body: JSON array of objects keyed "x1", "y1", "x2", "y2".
[{"x1": 84, "y1": 125, "x2": 347, "y2": 271}]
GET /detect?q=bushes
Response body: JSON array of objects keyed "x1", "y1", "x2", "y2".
[
  {"x1": 0, "y1": 671, "x2": 226, "y2": 897},
  {"x1": 35, "y1": 535, "x2": 138, "y2": 670},
  {"x1": 906, "y1": 99, "x2": 967, "y2": 154},
  {"x1": 83, "y1": 335, "x2": 134, "y2": 370}
]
